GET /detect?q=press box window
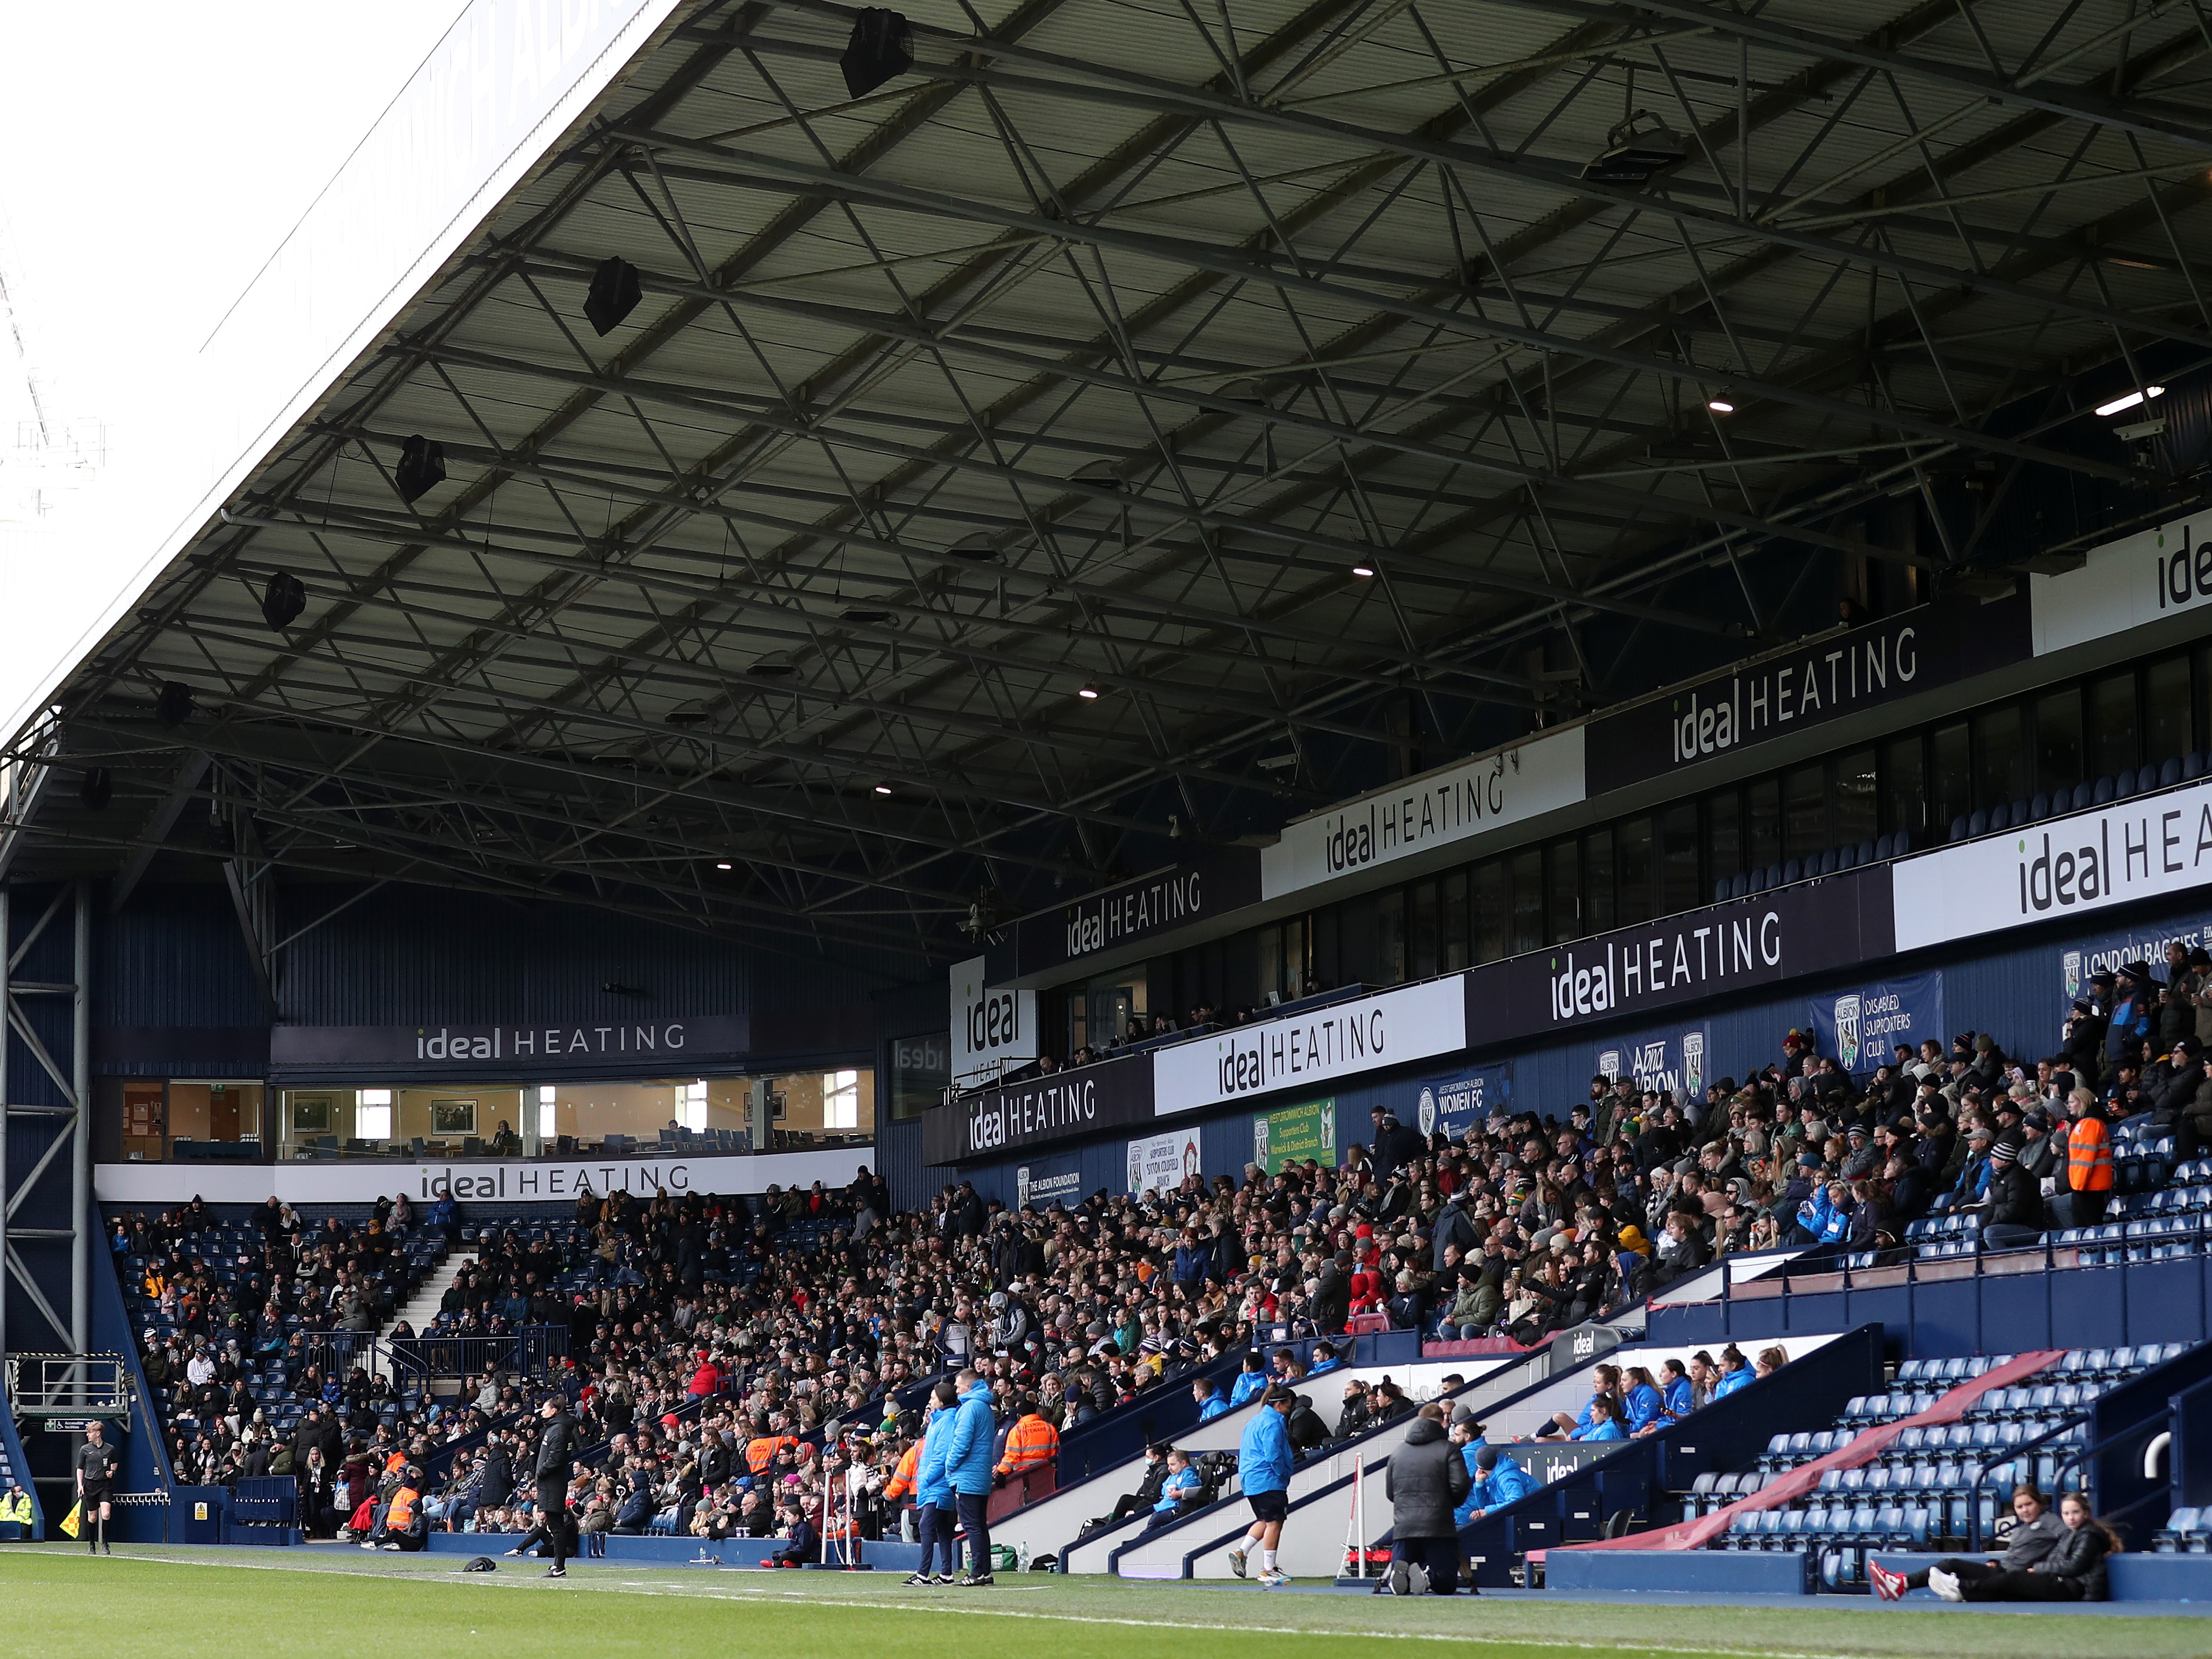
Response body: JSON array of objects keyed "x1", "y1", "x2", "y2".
[
  {"x1": 537, "y1": 1085, "x2": 558, "y2": 1139},
  {"x1": 682, "y1": 1080, "x2": 708, "y2": 1132},
  {"x1": 357, "y1": 1088, "x2": 394, "y2": 1142},
  {"x1": 824, "y1": 1070, "x2": 860, "y2": 1129}
]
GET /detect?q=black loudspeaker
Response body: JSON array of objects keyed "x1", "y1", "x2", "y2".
[
  {"x1": 262, "y1": 569, "x2": 306, "y2": 631},
  {"x1": 156, "y1": 681, "x2": 194, "y2": 726},
  {"x1": 840, "y1": 8, "x2": 913, "y2": 98},
  {"x1": 395, "y1": 434, "x2": 447, "y2": 504},
  {"x1": 584, "y1": 256, "x2": 642, "y2": 336},
  {"x1": 79, "y1": 768, "x2": 112, "y2": 812}
]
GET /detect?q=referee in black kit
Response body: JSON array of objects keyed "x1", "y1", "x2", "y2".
[{"x1": 75, "y1": 1419, "x2": 119, "y2": 1555}]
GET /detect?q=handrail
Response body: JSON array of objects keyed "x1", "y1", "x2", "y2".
[{"x1": 1962, "y1": 1411, "x2": 2087, "y2": 1550}]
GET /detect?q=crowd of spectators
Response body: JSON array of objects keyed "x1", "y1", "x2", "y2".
[{"x1": 107, "y1": 943, "x2": 2212, "y2": 1564}]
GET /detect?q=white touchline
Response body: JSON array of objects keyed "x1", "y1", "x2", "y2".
[{"x1": 106, "y1": 1554, "x2": 1899, "y2": 1657}]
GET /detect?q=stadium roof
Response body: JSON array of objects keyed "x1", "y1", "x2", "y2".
[{"x1": 13, "y1": 0, "x2": 2212, "y2": 957}]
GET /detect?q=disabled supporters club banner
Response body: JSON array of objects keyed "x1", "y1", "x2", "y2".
[{"x1": 1808, "y1": 972, "x2": 1946, "y2": 1074}]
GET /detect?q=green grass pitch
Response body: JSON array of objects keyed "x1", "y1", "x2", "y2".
[{"x1": 0, "y1": 1547, "x2": 2206, "y2": 1658}]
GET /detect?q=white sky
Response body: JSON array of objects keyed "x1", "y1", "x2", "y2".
[{"x1": 0, "y1": 1, "x2": 470, "y2": 436}]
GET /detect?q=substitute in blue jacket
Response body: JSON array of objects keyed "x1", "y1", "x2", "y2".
[
  {"x1": 1225, "y1": 1385, "x2": 1297, "y2": 1587},
  {"x1": 1454, "y1": 1445, "x2": 1540, "y2": 1526},
  {"x1": 1228, "y1": 1354, "x2": 1269, "y2": 1407},
  {"x1": 1568, "y1": 1395, "x2": 1627, "y2": 1441},
  {"x1": 939, "y1": 1369, "x2": 1001, "y2": 1584},
  {"x1": 1193, "y1": 1376, "x2": 1229, "y2": 1421},
  {"x1": 908, "y1": 1380, "x2": 959, "y2": 1585},
  {"x1": 1659, "y1": 1358, "x2": 1694, "y2": 1421}
]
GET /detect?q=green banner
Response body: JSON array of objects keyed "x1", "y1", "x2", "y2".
[{"x1": 1254, "y1": 1097, "x2": 1334, "y2": 1174}]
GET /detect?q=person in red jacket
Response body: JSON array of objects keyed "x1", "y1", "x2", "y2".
[{"x1": 687, "y1": 1350, "x2": 722, "y2": 1399}]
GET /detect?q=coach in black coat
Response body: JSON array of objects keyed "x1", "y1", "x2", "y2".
[{"x1": 1385, "y1": 1407, "x2": 1473, "y2": 1593}]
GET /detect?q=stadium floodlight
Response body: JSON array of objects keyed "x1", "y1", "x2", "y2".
[
  {"x1": 79, "y1": 767, "x2": 111, "y2": 812},
  {"x1": 395, "y1": 434, "x2": 446, "y2": 504},
  {"x1": 1581, "y1": 112, "x2": 1686, "y2": 186},
  {"x1": 1077, "y1": 684, "x2": 1101, "y2": 700},
  {"x1": 584, "y1": 255, "x2": 643, "y2": 336},
  {"x1": 873, "y1": 782, "x2": 894, "y2": 795},
  {"x1": 715, "y1": 860, "x2": 734, "y2": 870},
  {"x1": 1350, "y1": 563, "x2": 1376, "y2": 578},
  {"x1": 156, "y1": 680, "x2": 194, "y2": 726},
  {"x1": 261, "y1": 569, "x2": 306, "y2": 631},
  {"x1": 2096, "y1": 386, "x2": 2165, "y2": 417},
  {"x1": 1706, "y1": 397, "x2": 1735, "y2": 415},
  {"x1": 840, "y1": 8, "x2": 914, "y2": 98}
]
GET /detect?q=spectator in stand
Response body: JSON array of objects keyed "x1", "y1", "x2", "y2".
[
  {"x1": 1869, "y1": 1484, "x2": 2065, "y2": 1601},
  {"x1": 1386, "y1": 1402, "x2": 1471, "y2": 1595},
  {"x1": 1228, "y1": 1353, "x2": 1269, "y2": 1407},
  {"x1": 1226, "y1": 1385, "x2": 1296, "y2": 1587},
  {"x1": 1979, "y1": 1133, "x2": 2043, "y2": 1249},
  {"x1": 1947, "y1": 1492, "x2": 2117, "y2": 1602}
]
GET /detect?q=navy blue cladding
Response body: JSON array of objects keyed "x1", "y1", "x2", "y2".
[{"x1": 97, "y1": 885, "x2": 265, "y2": 1030}]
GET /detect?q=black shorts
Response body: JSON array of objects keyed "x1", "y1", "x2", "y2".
[
  {"x1": 80, "y1": 1484, "x2": 111, "y2": 1508},
  {"x1": 1247, "y1": 1489, "x2": 1287, "y2": 1525}
]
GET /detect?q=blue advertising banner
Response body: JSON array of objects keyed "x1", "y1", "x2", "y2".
[
  {"x1": 1807, "y1": 972, "x2": 1946, "y2": 1074},
  {"x1": 1013, "y1": 1153, "x2": 1085, "y2": 1213},
  {"x1": 2058, "y1": 915, "x2": 2212, "y2": 1017},
  {"x1": 1593, "y1": 1024, "x2": 1710, "y2": 1103},
  {"x1": 1405, "y1": 1064, "x2": 1515, "y2": 1142}
]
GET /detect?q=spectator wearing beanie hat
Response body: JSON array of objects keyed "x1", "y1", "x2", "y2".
[{"x1": 1980, "y1": 1133, "x2": 2044, "y2": 1251}]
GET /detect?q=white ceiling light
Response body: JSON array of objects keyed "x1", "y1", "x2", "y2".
[{"x1": 2096, "y1": 386, "x2": 2165, "y2": 418}]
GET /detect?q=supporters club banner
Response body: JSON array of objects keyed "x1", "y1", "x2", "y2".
[
  {"x1": 1893, "y1": 777, "x2": 2212, "y2": 950},
  {"x1": 2058, "y1": 915, "x2": 2212, "y2": 1015},
  {"x1": 1127, "y1": 1125, "x2": 1202, "y2": 1196},
  {"x1": 1404, "y1": 1064, "x2": 1514, "y2": 1142},
  {"x1": 922, "y1": 1057, "x2": 1153, "y2": 1165},
  {"x1": 1808, "y1": 972, "x2": 1946, "y2": 1074},
  {"x1": 1592, "y1": 1023, "x2": 1710, "y2": 1103},
  {"x1": 1464, "y1": 865, "x2": 1896, "y2": 1045},
  {"x1": 1254, "y1": 1097, "x2": 1334, "y2": 1175}
]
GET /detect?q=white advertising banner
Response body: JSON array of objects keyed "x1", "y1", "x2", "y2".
[
  {"x1": 1153, "y1": 977, "x2": 1467, "y2": 1115},
  {"x1": 2030, "y1": 510, "x2": 2211, "y2": 656},
  {"x1": 1126, "y1": 1126, "x2": 1202, "y2": 1197},
  {"x1": 951, "y1": 955, "x2": 1037, "y2": 1085},
  {"x1": 92, "y1": 1147, "x2": 864, "y2": 1208},
  {"x1": 1892, "y1": 778, "x2": 2212, "y2": 950},
  {"x1": 1261, "y1": 728, "x2": 1584, "y2": 899}
]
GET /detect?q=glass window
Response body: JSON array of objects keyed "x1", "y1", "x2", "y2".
[
  {"x1": 2089, "y1": 672, "x2": 2138, "y2": 777},
  {"x1": 1283, "y1": 915, "x2": 1308, "y2": 997},
  {"x1": 1548, "y1": 838, "x2": 1581, "y2": 943},
  {"x1": 1442, "y1": 871, "x2": 1469, "y2": 971},
  {"x1": 1660, "y1": 804, "x2": 1700, "y2": 913},
  {"x1": 1745, "y1": 778, "x2": 1781, "y2": 871},
  {"x1": 1474, "y1": 860, "x2": 1508, "y2": 962},
  {"x1": 1617, "y1": 817, "x2": 1653, "y2": 924},
  {"x1": 1374, "y1": 892, "x2": 1404, "y2": 985},
  {"x1": 823, "y1": 1070, "x2": 859, "y2": 1130},
  {"x1": 1508, "y1": 848, "x2": 1543, "y2": 954},
  {"x1": 1974, "y1": 704, "x2": 2024, "y2": 808},
  {"x1": 1584, "y1": 826, "x2": 1616, "y2": 933},
  {"x1": 682, "y1": 1079, "x2": 709, "y2": 1131},
  {"x1": 1704, "y1": 791, "x2": 1740, "y2": 888},
  {"x1": 1258, "y1": 925, "x2": 1282, "y2": 1007},
  {"x1": 2147, "y1": 654, "x2": 2192, "y2": 765},
  {"x1": 1883, "y1": 734, "x2": 1926, "y2": 837},
  {"x1": 1834, "y1": 748, "x2": 1877, "y2": 847},
  {"x1": 2034, "y1": 688, "x2": 2082, "y2": 797},
  {"x1": 1409, "y1": 880, "x2": 1440, "y2": 979},
  {"x1": 537, "y1": 1084, "x2": 558, "y2": 1140},
  {"x1": 1783, "y1": 763, "x2": 1826, "y2": 859},
  {"x1": 357, "y1": 1087, "x2": 393, "y2": 1142},
  {"x1": 1931, "y1": 721, "x2": 1971, "y2": 833}
]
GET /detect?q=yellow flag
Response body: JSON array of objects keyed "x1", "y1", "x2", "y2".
[{"x1": 58, "y1": 1500, "x2": 80, "y2": 1539}]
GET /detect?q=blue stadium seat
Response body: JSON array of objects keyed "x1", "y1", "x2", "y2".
[
  {"x1": 2030, "y1": 791, "x2": 2050, "y2": 820},
  {"x1": 2161, "y1": 756, "x2": 2182, "y2": 788},
  {"x1": 1783, "y1": 858, "x2": 1803, "y2": 884},
  {"x1": 2094, "y1": 775, "x2": 2115, "y2": 804}
]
